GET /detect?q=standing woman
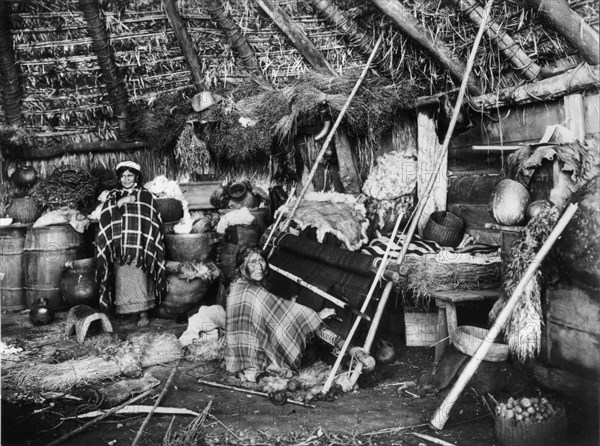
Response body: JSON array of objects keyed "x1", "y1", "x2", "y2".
[{"x1": 96, "y1": 161, "x2": 166, "y2": 327}]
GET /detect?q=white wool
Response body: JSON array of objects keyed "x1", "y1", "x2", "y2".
[
  {"x1": 144, "y1": 175, "x2": 190, "y2": 221},
  {"x1": 216, "y1": 207, "x2": 255, "y2": 234}
]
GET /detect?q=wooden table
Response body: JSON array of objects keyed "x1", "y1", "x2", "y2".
[{"x1": 432, "y1": 288, "x2": 501, "y2": 362}]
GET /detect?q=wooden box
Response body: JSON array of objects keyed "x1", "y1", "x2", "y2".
[
  {"x1": 404, "y1": 308, "x2": 438, "y2": 347},
  {"x1": 180, "y1": 181, "x2": 221, "y2": 210}
]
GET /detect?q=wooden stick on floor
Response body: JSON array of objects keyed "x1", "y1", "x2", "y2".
[
  {"x1": 45, "y1": 389, "x2": 153, "y2": 446},
  {"x1": 131, "y1": 359, "x2": 181, "y2": 446}
]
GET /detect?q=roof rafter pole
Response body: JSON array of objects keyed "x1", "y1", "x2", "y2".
[
  {"x1": 308, "y1": 0, "x2": 393, "y2": 79},
  {"x1": 254, "y1": 0, "x2": 336, "y2": 75},
  {"x1": 0, "y1": 0, "x2": 24, "y2": 126},
  {"x1": 370, "y1": 0, "x2": 482, "y2": 96},
  {"x1": 206, "y1": 0, "x2": 261, "y2": 75},
  {"x1": 526, "y1": 0, "x2": 599, "y2": 65},
  {"x1": 162, "y1": 0, "x2": 205, "y2": 92},
  {"x1": 471, "y1": 63, "x2": 599, "y2": 110},
  {"x1": 451, "y1": 0, "x2": 541, "y2": 80},
  {"x1": 79, "y1": 0, "x2": 131, "y2": 140}
]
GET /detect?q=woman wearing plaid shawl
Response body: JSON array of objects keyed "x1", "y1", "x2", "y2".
[
  {"x1": 225, "y1": 244, "x2": 374, "y2": 382},
  {"x1": 96, "y1": 161, "x2": 166, "y2": 327}
]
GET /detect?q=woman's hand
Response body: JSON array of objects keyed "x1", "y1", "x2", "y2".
[
  {"x1": 117, "y1": 195, "x2": 135, "y2": 207},
  {"x1": 318, "y1": 308, "x2": 336, "y2": 321}
]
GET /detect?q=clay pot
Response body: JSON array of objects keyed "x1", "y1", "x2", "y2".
[
  {"x1": 60, "y1": 258, "x2": 99, "y2": 308},
  {"x1": 11, "y1": 165, "x2": 38, "y2": 188},
  {"x1": 29, "y1": 297, "x2": 55, "y2": 326},
  {"x1": 7, "y1": 196, "x2": 42, "y2": 223}
]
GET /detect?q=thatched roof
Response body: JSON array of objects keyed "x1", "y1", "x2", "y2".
[{"x1": 0, "y1": 0, "x2": 598, "y2": 168}]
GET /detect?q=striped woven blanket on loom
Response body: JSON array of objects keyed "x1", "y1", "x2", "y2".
[{"x1": 361, "y1": 233, "x2": 499, "y2": 260}]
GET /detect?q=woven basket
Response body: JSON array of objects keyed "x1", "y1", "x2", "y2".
[
  {"x1": 495, "y1": 410, "x2": 568, "y2": 446},
  {"x1": 423, "y1": 210, "x2": 464, "y2": 247},
  {"x1": 155, "y1": 198, "x2": 184, "y2": 223}
]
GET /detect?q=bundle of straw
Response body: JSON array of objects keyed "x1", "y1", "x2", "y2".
[{"x1": 3, "y1": 333, "x2": 182, "y2": 393}]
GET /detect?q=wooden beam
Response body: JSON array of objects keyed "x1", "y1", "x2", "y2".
[
  {"x1": 0, "y1": 0, "x2": 23, "y2": 126},
  {"x1": 162, "y1": 0, "x2": 205, "y2": 92},
  {"x1": 471, "y1": 145, "x2": 521, "y2": 151},
  {"x1": 79, "y1": 0, "x2": 130, "y2": 139},
  {"x1": 563, "y1": 94, "x2": 586, "y2": 140},
  {"x1": 417, "y1": 111, "x2": 447, "y2": 235},
  {"x1": 255, "y1": 0, "x2": 336, "y2": 75},
  {"x1": 205, "y1": 0, "x2": 261, "y2": 75},
  {"x1": 470, "y1": 64, "x2": 600, "y2": 110},
  {"x1": 370, "y1": 0, "x2": 482, "y2": 96},
  {"x1": 3, "y1": 140, "x2": 146, "y2": 160},
  {"x1": 526, "y1": 0, "x2": 599, "y2": 65},
  {"x1": 333, "y1": 131, "x2": 361, "y2": 193},
  {"x1": 451, "y1": 0, "x2": 541, "y2": 81}
]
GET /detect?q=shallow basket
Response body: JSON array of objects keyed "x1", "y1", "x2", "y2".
[
  {"x1": 452, "y1": 325, "x2": 509, "y2": 362},
  {"x1": 495, "y1": 410, "x2": 568, "y2": 446},
  {"x1": 423, "y1": 210, "x2": 464, "y2": 247}
]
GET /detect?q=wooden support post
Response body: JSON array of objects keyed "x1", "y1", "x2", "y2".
[
  {"x1": 563, "y1": 94, "x2": 586, "y2": 141},
  {"x1": 0, "y1": 1, "x2": 23, "y2": 126},
  {"x1": 255, "y1": 0, "x2": 336, "y2": 75},
  {"x1": 162, "y1": 0, "x2": 205, "y2": 92},
  {"x1": 451, "y1": 0, "x2": 541, "y2": 80},
  {"x1": 526, "y1": 0, "x2": 599, "y2": 65},
  {"x1": 370, "y1": 0, "x2": 481, "y2": 95},
  {"x1": 417, "y1": 112, "x2": 447, "y2": 235},
  {"x1": 333, "y1": 131, "x2": 361, "y2": 194},
  {"x1": 206, "y1": 0, "x2": 261, "y2": 74},
  {"x1": 79, "y1": 0, "x2": 131, "y2": 140},
  {"x1": 470, "y1": 64, "x2": 600, "y2": 110}
]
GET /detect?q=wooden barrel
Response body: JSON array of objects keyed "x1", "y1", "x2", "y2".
[
  {"x1": 0, "y1": 227, "x2": 27, "y2": 311},
  {"x1": 24, "y1": 225, "x2": 86, "y2": 311}
]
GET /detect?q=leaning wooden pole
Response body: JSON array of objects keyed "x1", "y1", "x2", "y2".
[
  {"x1": 79, "y1": 0, "x2": 131, "y2": 140},
  {"x1": 370, "y1": 0, "x2": 482, "y2": 95},
  {"x1": 430, "y1": 203, "x2": 579, "y2": 430},
  {"x1": 206, "y1": 0, "x2": 261, "y2": 74},
  {"x1": 452, "y1": 0, "x2": 541, "y2": 80},
  {"x1": 280, "y1": 35, "x2": 383, "y2": 232},
  {"x1": 162, "y1": 0, "x2": 205, "y2": 92},
  {"x1": 0, "y1": 0, "x2": 24, "y2": 126}
]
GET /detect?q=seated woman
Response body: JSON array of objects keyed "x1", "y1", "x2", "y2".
[{"x1": 224, "y1": 243, "x2": 374, "y2": 382}]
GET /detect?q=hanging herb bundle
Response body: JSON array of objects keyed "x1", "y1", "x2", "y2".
[
  {"x1": 174, "y1": 123, "x2": 212, "y2": 177},
  {"x1": 32, "y1": 165, "x2": 98, "y2": 211},
  {"x1": 489, "y1": 206, "x2": 560, "y2": 362}
]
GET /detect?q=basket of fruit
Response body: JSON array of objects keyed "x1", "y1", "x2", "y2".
[{"x1": 494, "y1": 396, "x2": 568, "y2": 446}]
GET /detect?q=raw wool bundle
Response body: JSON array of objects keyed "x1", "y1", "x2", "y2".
[
  {"x1": 31, "y1": 164, "x2": 98, "y2": 211},
  {"x1": 257, "y1": 361, "x2": 337, "y2": 402},
  {"x1": 280, "y1": 192, "x2": 370, "y2": 251},
  {"x1": 489, "y1": 206, "x2": 560, "y2": 362},
  {"x1": 362, "y1": 150, "x2": 417, "y2": 200},
  {"x1": 174, "y1": 122, "x2": 213, "y2": 177},
  {"x1": 183, "y1": 337, "x2": 225, "y2": 363},
  {"x1": 4, "y1": 332, "x2": 182, "y2": 393},
  {"x1": 175, "y1": 261, "x2": 221, "y2": 283},
  {"x1": 364, "y1": 193, "x2": 416, "y2": 234}
]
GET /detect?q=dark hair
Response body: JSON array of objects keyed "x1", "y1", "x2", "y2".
[
  {"x1": 116, "y1": 166, "x2": 143, "y2": 186},
  {"x1": 235, "y1": 243, "x2": 267, "y2": 270}
]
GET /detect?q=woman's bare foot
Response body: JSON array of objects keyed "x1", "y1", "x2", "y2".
[{"x1": 137, "y1": 311, "x2": 149, "y2": 327}]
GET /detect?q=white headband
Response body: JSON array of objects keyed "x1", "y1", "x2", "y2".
[{"x1": 116, "y1": 161, "x2": 141, "y2": 172}]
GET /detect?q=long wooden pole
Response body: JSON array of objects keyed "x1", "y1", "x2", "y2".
[
  {"x1": 131, "y1": 360, "x2": 180, "y2": 446},
  {"x1": 45, "y1": 389, "x2": 153, "y2": 446},
  {"x1": 430, "y1": 203, "x2": 578, "y2": 430},
  {"x1": 281, "y1": 35, "x2": 383, "y2": 232}
]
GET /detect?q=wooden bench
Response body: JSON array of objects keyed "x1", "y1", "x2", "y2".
[{"x1": 432, "y1": 288, "x2": 501, "y2": 362}]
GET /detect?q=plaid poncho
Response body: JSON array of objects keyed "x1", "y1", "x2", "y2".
[
  {"x1": 225, "y1": 278, "x2": 322, "y2": 373},
  {"x1": 96, "y1": 186, "x2": 166, "y2": 311}
]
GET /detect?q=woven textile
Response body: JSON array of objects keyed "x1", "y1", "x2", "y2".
[
  {"x1": 114, "y1": 263, "x2": 155, "y2": 314},
  {"x1": 224, "y1": 278, "x2": 322, "y2": 373},
  {"x1": 96, "y1": 186, "x2": 166, "y2": 311}
]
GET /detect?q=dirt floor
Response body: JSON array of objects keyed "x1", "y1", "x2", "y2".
[{"x1": 1, "y1": 310, "x2": 598, "y2": 446}]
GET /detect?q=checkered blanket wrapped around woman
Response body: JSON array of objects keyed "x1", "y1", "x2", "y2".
[
  {"x1": 225, "y1": 278, "x2": 322, "y2": 373},
  {"x1": 96, "y1": 186, "x2": 167, "y2": 311}
]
